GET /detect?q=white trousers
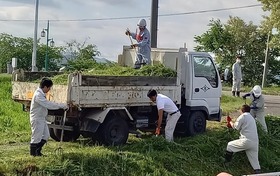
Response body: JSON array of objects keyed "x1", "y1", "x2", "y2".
[
  {"x1": 251, "y1": 110, "x2": 268, "y2": 132},
  {"x1": 227, "y1": 138, "x2": 260, "y2": 170},
  {"x1": 30, "y1": 119, "x2": 50, "y2": 144},
  {"x1": 232, "y1": 78, "x2": 241, "y2": 91},
  {"x1": 165, "y1": 112, "x2": 181, "y2": 142}
]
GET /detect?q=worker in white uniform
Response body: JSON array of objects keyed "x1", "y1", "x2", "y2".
[
  {"x1": 225, "y1": 104, "x2": 261, "y2": 174},
  {"x1": 224, "y1": 66, "x2": 230, "y2": 83},
  {"x1": 242, "y1": 85, "x2": 267, "y2": 132},
  {"x1": 30, "y1": 78, "x2": 68, "y2": 156},
  {"x1": 147, "y1": 89, "x2": 181, "y2": 142},
  {"x1": 125, "y1": 18, "x2": 151, "y2": 69},
  {"x1": 232, "y1": 55, "x2": 242, "y2": 97}
]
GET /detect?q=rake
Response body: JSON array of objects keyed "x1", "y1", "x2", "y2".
[{"x1": 55, "y1": 110, "x2": 67, "y2": 155}]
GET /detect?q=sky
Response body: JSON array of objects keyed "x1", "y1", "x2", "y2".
[{"x1": 0, "y1": 0, "x2": 267, "y2": 62}]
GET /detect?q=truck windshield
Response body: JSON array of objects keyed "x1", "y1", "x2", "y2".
[{"x1": 193, "y1": 56, "x2": 218, "y2": 88}]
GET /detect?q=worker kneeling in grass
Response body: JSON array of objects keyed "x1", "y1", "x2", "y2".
[
  {"x1": 147, "y1": 89, "x2": 181, "y2": 142},
  {"x1": 225, "y1": 104, "x2": 261, "y2": 174}
]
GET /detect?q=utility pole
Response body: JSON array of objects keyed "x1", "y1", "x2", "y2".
[
  {"x1": 41, "y1": 20, "x2": 54, "y2": 71},
  {"x1": 31, "y1": 0, "x2": 39, "y2": 72},
  {"x1": 262, "y1": 33, "x2": 270, "y2": 88},
  {"x1": 150, "y1": 0, "x2": 158, "y2": 48}
]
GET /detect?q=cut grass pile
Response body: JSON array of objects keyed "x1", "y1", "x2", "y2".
[{"x1": 34, "y1": 64, "x2": 177, "y2": 85}]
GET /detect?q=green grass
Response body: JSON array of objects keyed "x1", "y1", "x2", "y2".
[
  {"x1": 222, "y1": 85, "x2": 280, "y2": 95},
  {"x1": 220, "y1": 95, "x2": 247, "y2": 115},
  {"x1": 1, "y1": 74, "x2": 280, "y2": 176},
  {"x1": 0, "y1": 74, "x2": 30, "y2": 136}
]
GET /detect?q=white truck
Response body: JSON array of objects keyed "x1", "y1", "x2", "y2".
[{"x1": 12, "y1": 48, "x2": 222, "y2": 145}]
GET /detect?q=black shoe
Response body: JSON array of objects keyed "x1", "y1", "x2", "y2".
[
  {"x1": 236, "y1": 91, "x2": 240, "y2": 97},
  {"x1": 30, "y1": 143, "x2": 39, "y2": 156},
  {"x1": 37, "y1": 139, "x2": 47, "y2": 156},
  {"x1": 232, "y1": 91, "x2": 236, "y2": 96},
  {"x1": 254, "y1": 169, "x2": 261, "y2": 174},
  {"x1": 224, "y1": 151, "x2": 233, "y2": 163}
]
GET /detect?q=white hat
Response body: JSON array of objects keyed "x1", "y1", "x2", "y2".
[
  {"x1": 252, "y1": 85, "x2": 262, "y2": 97},
  {"x1": 137, "y1": 19, "x2": 146, "y2": 27}
]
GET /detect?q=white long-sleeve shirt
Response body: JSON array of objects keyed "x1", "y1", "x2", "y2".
[
  {"x1": 233, "y1": 112, "x2": 258, "y2": 141},
  {"x1": 30, "y1": 88, "x2": 65, "y2": 121},
  {"x1": 131, "y1": 28, "x2": 151, "y2": 63},
  {"x1": 232, "y1": 62, "x2": 242, "y2": 80}
]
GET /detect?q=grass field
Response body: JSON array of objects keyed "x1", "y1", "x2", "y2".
[
  {"x1": 0, "y1": 74, "x2": 280, "y2": 176},
  {"x1": 222, "y1": 85, "x2": 280, "y2": 95}
]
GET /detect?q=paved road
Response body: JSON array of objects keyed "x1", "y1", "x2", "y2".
[
  {"x1": 223, "y1": 91, "x2": 280, "y2": 116},
  {"x1": 261, "y1": 94, "x2": 280, "y2": 116}
]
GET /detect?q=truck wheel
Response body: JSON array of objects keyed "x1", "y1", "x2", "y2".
[
  {"x1": 49, "y1": 126, "x2": 60, "y2": 141},
  {"x1": 187, "y1": 111, "x2": 206, "y2": 136},
  {"x1": 98, "y1": 117, "x2": 129, "y2": 146},
  {"x1": 50, "y1": 124, "x2": 80, "y2": 142}
]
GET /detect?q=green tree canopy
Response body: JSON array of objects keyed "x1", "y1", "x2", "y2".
[
  {"x1": 62, "y1": 39, "x2": 101, "y2": 71},
  {"x1": 0, "y1": 33, "x2": 63, "y2": 72},
  {"x1": 194, "y1": 17, "x2": 280, "y2": 86}
]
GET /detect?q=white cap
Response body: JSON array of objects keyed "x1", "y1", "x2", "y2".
[
  {"x1": 137, "y1": 19, "x2": 146, "y2": 27},
  {"x1": 252, "y1": 85, "x2": 262, "y2": 97}
]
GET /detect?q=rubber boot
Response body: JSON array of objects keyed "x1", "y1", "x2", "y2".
[
  {"x1": 232, "y1": 91, "x2": 236, "y2": 97},
  {"x1": 37, "y1": 139, "x2": 47, "y2": 156},
  {"x1": 224, "y1": 151, "x2": 233, "y2": 163},
  {"x1": 236, "y1": 91, "x2": 240, "y2": 97},
  {"x1": 30, "y1": 143, "x2": 38, "y2": 156},
  {"x1": 254, "y1": 169, "x2": 261, "y2": 174}
]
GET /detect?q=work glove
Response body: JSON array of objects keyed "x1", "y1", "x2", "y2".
[
  {"x1": 226, "y1": 115, "x2": 232, "y2": 123},
  {"x1": 155, "y1": 127, "x2": 161, "y2": 136},
  {"x1": 226, "y1": 115, "x2": 232, "y2": 128},
  {"x1": 250, "y1": 105, "x2": 258, "y2": 110},
  {"x1": 130, "y1": 44, "x2": 137, "y2": 48},
  {"x1": 250, "y1": 102, "x2": 258, "y2": 110},
  {"x1": 227, "y1": 122, "x2": 232, "y2": 128},
  {"x1": 125, "y1": 29, "x2": 131, "y2": 36}
]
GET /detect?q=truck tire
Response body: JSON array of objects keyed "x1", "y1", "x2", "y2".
[
  {"x1": 187, "y1": 111, "x2": 206, "y2": 136},
  {"x1": 49, "y1": 123, "x2": 80, "y2": 142},
  {"x1": 98, "y1": 116, "x2": 129, "y2": 146},
  {"x1": 49, "y1": 126, "x2": 60, "y2": 141}
]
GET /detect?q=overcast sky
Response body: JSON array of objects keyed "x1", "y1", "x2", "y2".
[{"x1": 0, "y1": 0, "x2": 266, "y2": 61}]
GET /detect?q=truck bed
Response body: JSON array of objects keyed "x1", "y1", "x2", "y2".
[{"x1": 12, "y1": 72, "x2": 181, "y2": 108}]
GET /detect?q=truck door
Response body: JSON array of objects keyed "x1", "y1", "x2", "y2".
[{"x1": 191, "y1": 54, "x2": 221, "y2": 115}]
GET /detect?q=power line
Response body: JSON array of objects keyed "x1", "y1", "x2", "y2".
[
  {"x1": 0, "y1": 4, "x2": 262, "y2": 22},
  {"x1": 160, "y1": 4, "x2": 262, "y2": 17}
]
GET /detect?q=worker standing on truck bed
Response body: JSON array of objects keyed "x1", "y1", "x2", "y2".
[
  {"x1": 225, "y1": 104, "x2": 261, "y2": 174},
  {"x1": 30, "y1": 78, "x2": 68, "y2": 156},
  {"x1": 125, "y1": 18, "x2": 151, "y2": 68},
  {"x1": 147, "y1": 89, "x2": 181, "y2": 142}
]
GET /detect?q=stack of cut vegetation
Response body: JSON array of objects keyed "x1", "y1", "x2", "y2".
[{"x1": 46, "y1": 63, "x2": 176, "y2": 85}]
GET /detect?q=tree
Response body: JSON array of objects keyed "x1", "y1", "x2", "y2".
[
  {"x1": 62, "y1": 39, "x2": 100, "y2": 71},
  {"x1": 194, "y1": 17, "x2": 272, "y2": 86},
  {"x1": 194, "y1": 19, "x2": 234, "y2": 64},
  {"x1": 257, "y1": 1, "x2": 280, "y2": 85},
  {"x1": 0, "y1": 33, "x2": 63, "y2": 72}
]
